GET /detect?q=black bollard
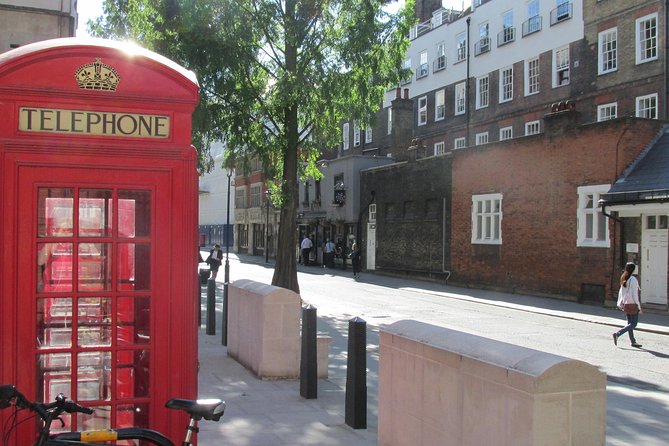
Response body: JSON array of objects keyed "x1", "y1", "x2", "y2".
[
  {"x1": 345, "y1": 317, "x2": 367, "y2": 429},
  {"x1": 221, "y1": 281, "x2": 229, "y2": 346},
  {"x1": 206, "y1": 278, "x2": 216, "y2": 335},
  {"x1": 300, "y1": 305, "x2": 318, "y2": 399}
]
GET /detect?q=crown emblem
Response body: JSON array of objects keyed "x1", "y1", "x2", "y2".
[{"x1": 74, "y1": 58, "x2": 121, "y2": 91}]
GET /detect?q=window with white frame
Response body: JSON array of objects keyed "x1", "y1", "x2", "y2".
[
  {"x1": 553, "y1": 46, "x2": 569, "y2": 87},
  {"x1": 598, "y1": 28, "x2": 617, "y2": 75},
  {"x1": 477, "y1": 22, "x2": 490, "y2": 55},
  {"x1": 417, "y1": 51, "x2": 429, "y2": 78},
  {"x1": 418, "y1": 96, "x2": 428, "y2": 125},
  {"x1": 475, "y1": 132, "x2": 489, "y2": 145},
  {"x1": 476, "y1": 75, "x2": 489, "y2": 109},
  {"x1": 502, "y1": 10, "x2": 514, "y2": 44},
  {"x1": 597, "y1": 103, "x2": 617, "y2": 122},
  {"x1": 365, "y1": 127, "x2": 373, "y2": 143},
  {"x1": 472, "y1": 193, "x2": 502, "y2": 244},
  {"x1": 401, "y1": 58, "x2": 412, "y2": 84},
  {"x1": 435, "y1": 89, "x2": 445, "y2": 121},
  {"x1": 525, "y1": 120, "x2": 541, "y2": 135},
  {"x1": 527, "y1": 0, "x2": 541, "y2": 34},
  {"x1": 500, "y1": 66, "x2": 513, "y2": 103},
  {"x1": 235, "y1": 186, "x2": 247, "y2": 209},
  {"x1": 456, "y1": 32, "x2": 467, "y2": 62},
  {"x1": 369, "y1": 204, "x2": 376, "y2": 222},
  {"x1": 500, "y1": 126, "x2": 513, "y2": 140},
  {"x1": 636, "y1": 13, "x2": 658, "y2": 64},
  {"x1": 434, "y1": 141, "x2": 446, "y2": 156},
  {"x1": 342, "y1": 123, "x2": 349, "y2": 150},
  {"x1": 387, "y1": 108, "x2": 392, "y2": 134},
  {"x1": 250, "y1": 184, "x2": 262, "y2": 207},
  {"x1": 435, "y1": 41, "x2": 446, "y2": 71},
  {"x1": 577, "y1": 185, "x2": 610, "y2": 247},
  {"x1": 636, "y1": 93, "x2": 658, "y2": 119},
  {"x1": 455, "y1": 82, "x2": 466, "y2": 115},
  {"x1": 525, "y1": 57, "x2": 540, "y2": 95},
  {"x1": 454, "y1": 137, "x2": 466, "y2": 149},
  {"x1": 353, "y1": 122, "x2": 360, "y2": 146}
]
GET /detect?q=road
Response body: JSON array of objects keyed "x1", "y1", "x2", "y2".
[{"x1": 213, "y1": 254, "x2": 669, "y2": 445}]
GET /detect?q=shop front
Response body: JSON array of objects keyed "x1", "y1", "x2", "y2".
[{"x1": 0, "y1": 38, "x2": 200, "y2": 442}]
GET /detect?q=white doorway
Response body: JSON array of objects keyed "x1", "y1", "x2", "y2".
[
  {"x1": 366, "y1": 223, "x2": 376, "y2": 270},
  {"x1": 641, "y1": 214, "x2": 668, "y2": 305}
]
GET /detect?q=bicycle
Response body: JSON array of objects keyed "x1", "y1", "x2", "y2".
[{"x1": 1, "y1": 385, "x2": 225, "y2": 445}]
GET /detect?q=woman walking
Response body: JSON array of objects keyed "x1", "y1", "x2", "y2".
[{"x1": 613, "y1": 262, "x2": 643, "y2": 348}]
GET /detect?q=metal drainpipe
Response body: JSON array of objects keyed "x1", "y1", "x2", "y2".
[
  {"x1": 466, "y1": 17, "x2": 471, "y2": 147},
  {"x1": 442, "y1": 197, "x2": 451, "y2": 281},
  {"x1": 600, "y1": 201, "x2": 624, "y2": 299},
  {"x1": 665, "y1": 0, "x2": 669, "y2": 118}
]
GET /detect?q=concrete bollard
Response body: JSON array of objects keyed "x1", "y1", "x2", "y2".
[
  {"x1": 345, "y1": 316, "x2": 367, "y2": 429},
  {"x1": 206, "y1": 278, "x2": 216, "y2": 335},
  {"x1": 300, "y1": 305, "x2": 318, "y2": 399}
]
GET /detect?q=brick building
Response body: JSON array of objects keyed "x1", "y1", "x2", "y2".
[{"x1": 0, "y1": 0, "x2": 77, "y2": 53}]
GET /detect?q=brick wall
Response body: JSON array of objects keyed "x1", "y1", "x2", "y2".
[{"x1": 450, "y1": 116, "x2": 664, "y2": 300}]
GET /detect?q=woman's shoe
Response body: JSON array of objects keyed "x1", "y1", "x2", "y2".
[
  {"x1": 612, "y1": 333, "x2": 618, "y2": 346},
  {"x1": 631, "y1": 343, "x2": 643, "y2": 348}
]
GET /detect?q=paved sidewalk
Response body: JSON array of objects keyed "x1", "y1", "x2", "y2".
[{"x1": 194, "y1": 253, "x2": 669, "y2": 445}]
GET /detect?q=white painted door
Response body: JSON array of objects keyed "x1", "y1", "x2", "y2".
[
  {"x1": 366, "y1": 223, "x2": 376, "y2": 270},
  {"x1": 641, "y1": 217, "x2": 668, "y2": 305}
]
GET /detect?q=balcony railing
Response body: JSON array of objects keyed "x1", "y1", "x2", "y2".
[
  {"x1": 433, "y1": 55, "x2": 447, "y2": 72},
  {"x1": 522, "y1": 15, "x2": 542, "y2": 37},
  {"x1": 550, "y1": 3, "x2": 572, "y2": 26},
  {"x1": 497, "y1": 27, "x2": 515, "y2": 47},
  {"x1": 475, "y1": 37, "x2": 490, "y2": 56}
]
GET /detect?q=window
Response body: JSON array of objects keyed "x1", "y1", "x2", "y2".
[
  {"x1": 500, "y1": 10, "x2": 515, "y2": 45},
  {"x1": 454, "y1": 137, "x2": 466, "y2": 149},
  {"x1": 476, "y1": 23, "x2": 490, "y2": 55},
  {"x1": 387, "y1": 108, "x2": 392, "y2": 134},
  {"x1": 476, "y1": 76, "x2": 489, "y2": 109},
  {"x1": 455, "y1": 82, "x2": 466, "y2": 115},
  {"x1": 524, "y1": 0, "x2": 541, "y2": 36},
  {"x1": 472, "y1": 194, "x2": 502, "y2": 244},
  {"x1": 598, "y1": 28, "x2": 617, "y2": 75},
  {"x1": 500, "y1": 126, "x2": 513, "y2": 140},
  {"x1": 577, "y1": 185, "x2": 610, "y2": 247},
  {"x1": 365, "y1": 127, "x2": 373, "y2": 143},
  {"x1": 369, "y1": 204, "x2": 376, "y2": 222},
  {"x1": 353, "y1": 122, "x2": 360, "y2": 147},
  {"x1": 250, "y1": 184, "x2": 262, "y2": 207},
  {"x1": 418, "y1": 96, "x2": 428, "y2": 125},
  {"x1": 456, "y1": 32, "x2": 467, "y2": 62},
  {"x1": 435, "y1": 89, "x2": 445, "y2": 121},
  {"x1": 636, "y1": 93, "x2": 657, "y2": 119},
  {"x1": 553, "y1": 46, "x2": 569, "y2": 87},
  {"x1": 597, "y1": 103, "x2": 617, "y2": 122},
  {"x1": 525, "y1": 57, "x2": 540, "y2": 95},
  {"x1": 552, "y1": 0, "x2": 571, "y2": 24},
  {"x1": 417, "y1": 51, "x2": 429, "y2": 79},
  {"x1": 342, "y1": 123, "x2": 349, "y2": 150},
  {"x1": 401, "y1": 58, "x2": 412, "y2": 85},
  {"x1": 235, "y1": 187, "x2": 246, "y2": 209},
  {"x1": 525, "y1": 120, "x2": 541, "y2": 135},
  {"x1": 434, "y1": 41, "x2": 446, "y2": 71},
  {"x1": 500, "y1": 66, "x2": 513, "y2": 103},
  {"x1": 475, "y1": 132, "x2": 489, "y2": 145},
  {"x1": 302, "y1": 180, "x2": 310, "y2": 205},
  {"x1": 636, "y1": 13, "x2": 658, "y2": 64},
  {"x1": 434, "y1": 141, "x2": 446, "y2": 156},
  {"x1": 315, "y1": 180, "x2": 321, "y2": 203}
]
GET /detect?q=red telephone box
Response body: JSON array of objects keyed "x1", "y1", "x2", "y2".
[{"x1": 0, "y1": 38, "x2": 200, "y2": 442}]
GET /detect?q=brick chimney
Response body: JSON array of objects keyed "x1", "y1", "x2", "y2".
[
  {"x1": 414, "y1": 0, "x2": 443, "y2": 22},
  {"x1": 389, "y1": 88, "x2": 414, "y2": 162}
]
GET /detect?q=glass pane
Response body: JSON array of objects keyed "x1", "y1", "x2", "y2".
[
  {"x1": 485, "y1": 200, "x2": 491, "y2": 213},
  {"x1": 77, "y1": 351, "x2": 111, "y2": 401},
  {"x1": 79, "y1": 190, "x2": 112, "y2": 237},
  {"x1": 597, "y1": 213, "x2": 607, "y2": 241},
  {"x1": 586, "y1": 214, "x2": 593, "y2": 239},
  {"x1": 485, "y1": 216, "x2": 491, "y2": 238},
  {"x1": 38, "y1": 242, "x2": 73, "y2": 293},
  {"x1": 78, "y1": 243, "x2": 111, "y2": 291},
  {"x1": 586, "y1": 195, "x2": 593, "y2": 210},
  {"x1": 659, "y1": 215, "x2": 668, "y2": 229},
  {"x1": 494, "y1": 215, "x2": 500, "y2": 240},
  {"x1": 78, "y1": 297, "x2": 112, "y2": 347},
  {"x1": 477, "y1": 216, "x2": 483, "y2": 239},
  {"x1": 116, "y1": 350, "x2": 150, "y2": 399},
  {"x1": 117, "y1": 403, "x2": 149, "y2": 429},
  {"x1": 37, "y1": 353, "x2": 72, "y2": 403},
  {"x1": 118, "y1": 190, "x2": 151, "y2": 238},
  {"x1": 78, "y1": 405, "x2": 111, "y2": 431},
  {"x1": 117, "y1": 296, "x2": 151, "y2": 345},
  {"x1": 647, "y1": 216, "x2": 656, "y2": 229},
  {"x1": 37, "y1": 298, "x2": 73, "y2": 349},
  {"x1": 118, "y1": 244, "x2": 151, "y2": 291},
  {"x1": 38, "y1": 188, "x2": 74, "y2": 238}
]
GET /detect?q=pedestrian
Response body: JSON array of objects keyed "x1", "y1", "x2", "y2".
[
  {"x1": 300, "y1": 235, "x2": 313, "y2": 266},
  {"x1": 324, "y1": 238, "x2": 335, "y2": 268},
  {"x1": 206, "y1": 244, "x2": 223, "y2": 280},
  {"x1": 613, "y1": 262, "x2": 643, "y2": 348},
  {"x1": 349, "y1": 241, "x2": 361, "y2": 279}
]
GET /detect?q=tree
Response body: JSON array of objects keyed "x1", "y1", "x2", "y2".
[{"x1": 89, "y1": 0, "x2": 414, "y2": 293}]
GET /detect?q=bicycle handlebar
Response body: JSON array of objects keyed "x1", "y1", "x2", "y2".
[{"x1": 0, "y1": 384, "x2": 93, "y2": 419}]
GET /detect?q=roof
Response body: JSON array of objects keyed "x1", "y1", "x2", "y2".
[{"x1": 601, "y1": 129, "x2": 669, "y2": 205}]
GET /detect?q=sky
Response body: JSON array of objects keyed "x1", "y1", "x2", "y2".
[{"x1": 76, "y1": 1, "x2": 473, "y2": 37}]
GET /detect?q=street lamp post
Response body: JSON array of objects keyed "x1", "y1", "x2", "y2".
[
  {"x1": 265, "y1": 190, "x2": 270, "y2": 263},
  {"x1": 222, "y1": 169, "x2": 232, "y2": 346}
]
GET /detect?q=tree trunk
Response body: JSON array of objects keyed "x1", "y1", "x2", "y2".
[{"x1": 272, "y1": 0, "x2": 300, "y2": 293}]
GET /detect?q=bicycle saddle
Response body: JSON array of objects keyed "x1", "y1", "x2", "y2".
[{"x1": 165, "y1": 398, "x2": 225, "y2": 421}]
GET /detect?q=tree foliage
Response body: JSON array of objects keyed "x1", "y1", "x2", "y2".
[{"x1": 89, "y1": 0, "x2": 414, "y2": 292}]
